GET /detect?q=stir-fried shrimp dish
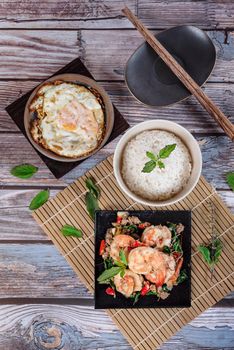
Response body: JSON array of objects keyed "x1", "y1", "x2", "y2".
[{"x1": 97, "y1": 212, "x2": 188, "y2": 303}]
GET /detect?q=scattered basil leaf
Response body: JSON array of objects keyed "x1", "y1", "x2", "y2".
[
  {"x1": 146, "y1": 151, "x2": 157, "y2": 161},
  {"x1": 97, "y1": 266, "x2": 122, "y2": 283},
  {"x1": 146, "y1": 290, "x2": 158, "y2": 296},
  {"x1": 119, "y1": 249, "x2": 128, "y2": 266},
  {"x1": 158, "y1": 160, "x2": 165, "y2": 169},
  {"x1": 226, "y1": 172, "x2": 234, "y2": 191},
  {"x1": 60, "y1": 225, "x2": 82, "y2": 238},
  {"x1": 159, "y1": 144, "x2": 176, "y2": 159},
  {"x1": 104, "y1": 258, "x2": 113, "y2": 270},
  {"x1": 163, "y1": 246, "x2": 171, "y2": 254},
  {"x1": 177, "y1": 269, "x2": 188, "y2": 284},
  {"x1": 11, "y1": 164, "x2": 38, "y2": 179},
  {"x1": 198, "y1": 245, "x2": 211, "y2": 265},
  {"x1": 114, "y1": 260, "x2": 126, "y2": 268},
  {"x1": 29, "y1": 189, "x2": 49, "y2": 210},
  {"x1": 85, "y1": 191, "x2": 99, "y2": 220},
  {"x1": 123, "y1": 224, "x2": 138, "y2": 233},
  {"x1": 173, "y1": 239, "x2": 182, "y2": 253},
  {"x1": 142, "y1": 160, "x2": 156, "y2": 173},
  {"x1": 85, "y1": 177, "x2": 100, "y2": 199}
]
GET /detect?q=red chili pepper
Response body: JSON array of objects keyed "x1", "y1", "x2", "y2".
[
  {"x1": 99, "y1": 239, "x2": 105, "y2": 255},
  {"x1": 131, "y1": 241, "x2": 143, "y2": 248},
  {"x1": 138, "y1": 222, "x2": 150, "y2": 229},
  {"x1": 116, "y1": 216, "x2": 122, "y2": 224},
  {"x1": 105, "y1": 287, "x2": 115, "y2": 296},
  {"x1": 141, "y1": 282, "x2": 150, "y2": 296}
]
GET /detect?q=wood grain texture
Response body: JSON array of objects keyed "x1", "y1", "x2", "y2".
[
  {"x1": 0, "y1": 189, "x2": 233, "y2": 242},
  {"x1": 0, "y1": 30, "x2": 232, "y2": 81},
  {"x1": 2, "y1": 81, "x2": 234, "y2": 133},
  {"x1": 0, "y1": 305, "x2": 233, "y2": 350},
  {"x1": 138, "y1": 0, "x2": 234, "y2": 29},
  {"x1": 0, "y1": 244, "x2": 90, "y2": 298},
  {"x1": 0, "y1": 1, "x2": 232, "y2": 29},
  {"x1": 0, "y1": 134, "x2": 233, "y2": 189}
]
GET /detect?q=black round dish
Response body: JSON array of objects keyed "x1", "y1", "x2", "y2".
[{"x1": 125, "y1": 25, "x2": 216, "y2": 107}]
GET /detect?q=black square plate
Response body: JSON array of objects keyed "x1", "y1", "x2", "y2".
[{"x1": 95, "y1": 210, "x2": 191, "y2": 309}]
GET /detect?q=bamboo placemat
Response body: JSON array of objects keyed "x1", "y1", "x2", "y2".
[{"x1": 33, "y1": 155, "x2": 234, "y2": 350}]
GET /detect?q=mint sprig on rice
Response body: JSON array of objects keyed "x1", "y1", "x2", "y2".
[{"x1": 142, "y1": 144, "x2": 176, "y2": 173}]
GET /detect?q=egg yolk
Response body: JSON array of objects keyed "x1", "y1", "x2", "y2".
[{"x1": 58, "y1": 98, "x2": 99, "y2": 135}]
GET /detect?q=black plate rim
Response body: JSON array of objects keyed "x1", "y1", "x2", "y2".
[
  {"x1": 94, "y1": 209, "x2": 191, "y2": 309},
  {"x1": 124, "y1": 24, "x2": 216, "y2": 107}
]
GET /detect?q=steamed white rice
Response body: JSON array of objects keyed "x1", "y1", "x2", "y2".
[{"x1": 121, "y1": 130, "x2": 192, "y2": 201}]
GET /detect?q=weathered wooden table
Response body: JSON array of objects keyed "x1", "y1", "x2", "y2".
[{"x1": 0, "y1": 1, "x2": 233, "y2": 349}]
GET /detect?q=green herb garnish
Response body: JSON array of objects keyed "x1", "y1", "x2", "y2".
[
  {"x1": 85, "y1": 177, "x2": 100, "y2": 199},
  {"x1": 142, "y1": 144, "x2": 176, "y2": 173},
  {"x1": 163, "y1": 246, "x2": 171, "y2": 254},
  {"x1": 146, "y1": 290, "x2": 158, "y2": 296},
  {"x1": 226, "y1": 172, "x2": 234, "y2": 191},
  {"x1": 130, "y1": 291, "x2": 141, "y2": 305},
  {"x1": 97, "y1": 266, "x2": 122, "y2": 283},
  {"x1": 60, "y1": 224, "x2": 82, "y2": 238},
  {"x1": 119, "y1": 249, "x2": 128, "y2": 266},
  {"x1": 198, "y1": 238, "x2": 222, "y2": 268},
  {"x1": 29, "y1": 189, "x2": 49, "y2": 210},
  {"x1": 162, "y1": 284, "x2": 170, "y2": 293},
  {"x1": 177, "y1": 269, "x2": 188, "y2": 284},
  {"x1": 11, "y1": 164, "x2": 38, "y2": 179}
]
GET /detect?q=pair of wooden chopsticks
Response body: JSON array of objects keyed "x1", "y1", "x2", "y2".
[{"x1": 122, "y1": 7, "x2": 234, "y2": 141}]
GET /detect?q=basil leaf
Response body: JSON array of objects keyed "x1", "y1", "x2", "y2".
[
  {"x1": 85, "y1": 191, "x2": 99, "y2": 220},
  {"x1": 177, "y1": 269, "x2": 188, "y2": 284},
  {"x1": 163, "y1": 246, "x2": 171, "y2": 254},
  {"x1": 120, "y1": 268, "x2": 125, "y2": 278},
  {"x1": 119, "y1": 249, "x2": 128, "y2": 266},
  {"x1": 146, "y1": 290, "x2": 158, "y2": 296},
  {"x1": 162, "y1": 284, "x2": 170, "y2": 293},
  {"x1": 97, "y1": 266, "x2": 122, "y2": 283},
  {"x1": 85, "y1": 177, "x2": 100, "y2": 199},
  {"x1": 142, "y1": 160, "x2": 156, "y2": 173},
  {"x1": 146, "y1": 151, "x2": 157, "y2": 161},
  {"x1": 198, "y1": 245, "x2": 211, "y2": 265},
  {"x1": 173, "y1": 239, "x2": 182, "y2": 252},
  {"x1": 114, "y1": 260, "x2": 126, "y2": 268},
  {"x1": 130, "y1": 291, "x2": 141, "y2": 305},
  {"x1": 29, "y1": 189, "x2": 49, "y2": 210},
  {"x1": 60, "y1": 225, "x2": 82, "y2": 238},
  {"x1": 11, "y1": 164, "x2": 38, "y2": 179},
  {"x1": 158, "y1": 160, "x2": 165, "y2": 169},
  {"x1": 159, "y1": 144, "x2": 176, "y2": 159},
  {"x1": 226, "y1": 172, "x2": 234, "y2": 191}
]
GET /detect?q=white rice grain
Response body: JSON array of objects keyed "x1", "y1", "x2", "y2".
[{"x1": 121, "y1": 130, "x2": 192, "y2": 201}]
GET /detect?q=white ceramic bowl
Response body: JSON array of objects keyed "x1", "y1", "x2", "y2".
[{"x1": 113, "y1": 120, "x2": 202, "y2": 207}]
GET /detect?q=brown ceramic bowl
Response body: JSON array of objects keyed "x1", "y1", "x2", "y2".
[{"x1": 24, "y1": 73, "x2": 114, "y2": 162}]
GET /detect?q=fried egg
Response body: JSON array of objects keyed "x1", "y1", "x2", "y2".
[{"x1": 29, "y1": 81, "x2": 105, "y2": 158}]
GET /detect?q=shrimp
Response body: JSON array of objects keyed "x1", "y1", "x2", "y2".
[
  {"x1": 109, "y1": 234, "x2": 135, "y2": 261},
  {"x1": 128, "y1": 247, "x2": 155, "y2": 274},
  {"x1": 142, "y1": 225, "x2": 171, "y2": 248},
  {"x1": 145, "y1": 251, "x2": 175, "y2": 287},
  {"x1": 114, "y1": 270, "x2": 143, "y2": 298},
  {"x1": 167, "y1": 257, "x2": 184, "y2": 288}
]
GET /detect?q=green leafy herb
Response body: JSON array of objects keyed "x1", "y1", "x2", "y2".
[
  {"x1": 146, "y1": 290, "x2": 158, "y2": 296},
  {"x1": 120, "y1": 269, "x2": 125, "y2": 278},
  {"x1": 85, "y1": 178, "x2": 100, "y2": 220},
  {"x1": 159, "y1": 144, "x2": 177, "y2": 159},
  {"x1": 198, "y1": 238, "x2": 222, "y2": 267},
  {"x1": 123, "y1": 224, "x2": 138, "y2": 233},
  {"x1": 119, "y1": 249, "x2": 128, "y2": 266},
  {"x1": 85, "y1": 191, "x2": 99, "y2": 220},
  {"x1": 104, "y1": 258, "x2": 113, "y2": 270},
  {"x1": 226, "y1": 172, "x2": 234, "y2": 191},
  {"x1": 130, "y1": 291, "x2": 141, "y2": 305},
  {"x1": 97, "y1": 266, "x2": 122, "y2": 283},
  {"x1": 29, "y1": 189, "x2": 49, "y2": 210},
  {"x1": 85, "y1": 177, "x2": 100, "y2": 199},
  {"x1": 114, "y1": 260, "x2": 126, "y2": 268},
  {"x1": 162, "y1": 284, "x2": 170, "y2": 293},
  {"x1": 142, "y1": 160, "x2": 157, "y2": 173},
  {"x1": 163, "y1": 246, "x2": 171, "y2": 254},
  {"x1": 11, "y1": 164, "x2": 38, "y2": 179},
  {"x1": 177, "y1": 269, "x2": 188, "y2": 284},
  {"x1": 142, "y1": 144, "x2": 176, "y2": 173},
  {"x1": 173, "y1": 239, "x2": 182, "y2": 253},
  {"x1": 60, "y1": 225, "x2": 82, "y2": 238}
]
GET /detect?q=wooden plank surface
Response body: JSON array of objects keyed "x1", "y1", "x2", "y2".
[
  {"x1": 0, "y1": 30, "x2": 232, "y2": 81},
  {"x1": 0, "y1": 1, "x2": 233, "y2": 349},
  {"x1": 0, "y1": 1, "x2": 232, "y2": 29},
  {"x1": 0, "y1": 134, "x2": 233, "y2": 188},
  {"x1": 2, "y1": 81, "x2": 234, "y2": 133},
  {"x1": 0, "y1": 304, "x2": 233, "y2": 349}
]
